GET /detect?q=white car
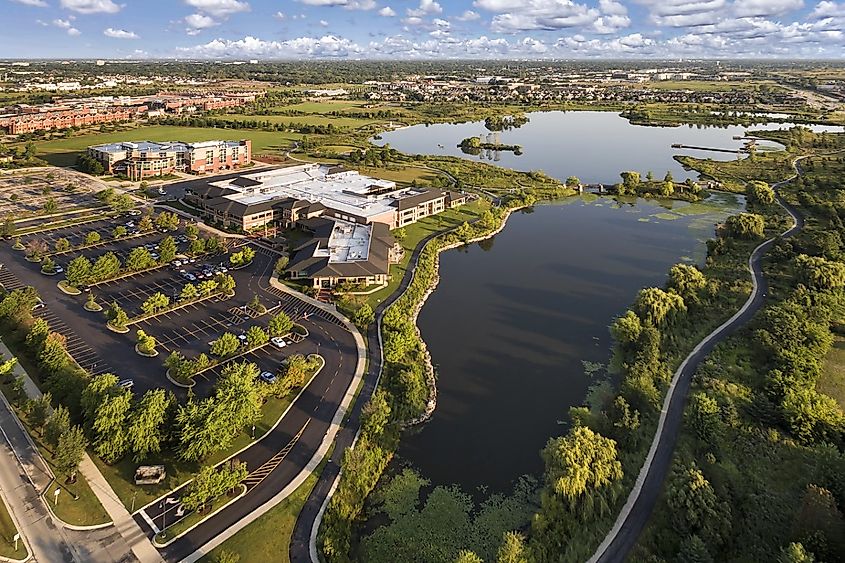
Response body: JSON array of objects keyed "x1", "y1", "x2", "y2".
[{"x1": 270, "y1": 337, "x2": 287, "y2": 349}]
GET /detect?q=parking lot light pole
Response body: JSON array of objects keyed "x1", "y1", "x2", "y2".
[{"x1": 251, "y1": 425, "x2": 256, "y2": 440}]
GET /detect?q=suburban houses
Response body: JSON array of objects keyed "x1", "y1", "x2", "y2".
[
  {"x1": 184, "y1": 163, "x2": 467, "y2": 232},
  {"x1": 87, "y1": 139, "x2": 252, "y2": 180}
]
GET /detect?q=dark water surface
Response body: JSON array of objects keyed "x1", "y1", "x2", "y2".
[{"x1": 398, "y1": 194, "x2": 743, "y2": 491}]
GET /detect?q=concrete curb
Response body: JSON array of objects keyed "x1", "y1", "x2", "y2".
[{"x1": 152, "y1": 485, "x2": 248, "y2": 548}]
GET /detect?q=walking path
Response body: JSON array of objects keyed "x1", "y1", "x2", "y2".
[
  {"x1": 588, "y1": 156, "x2": 811, "y2": 563},
  {"x1": 0, "y1": 339, "x2": 162, "y2": 563}
]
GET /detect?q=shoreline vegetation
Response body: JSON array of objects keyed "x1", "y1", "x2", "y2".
[{"x1": 322, "y1": 126, "x2": 845, "y2": 563}]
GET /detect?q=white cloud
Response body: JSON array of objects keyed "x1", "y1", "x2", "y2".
[
  {"x1": 177, "y1": 34, "x2": 362, "y2": 58},
  {"x1": 455, "y1": 10, "x2": 480, "y2": 21},
  {"x1": 67, "y1": 27, "x2": 81, "y2": 35},
  {"x1": 11, "y1": 0, "x2": 48, "y2": 7},
  {"x1": 379, "y1": 6, "x2": 396, "y2": 16},
  {"x1": 296, "y1": 0, "x2": 376, "y2": 9},
  {"x1": 59, "y1": 0, "x2": 121, "y2": 14},
  {"x1": 185, "y1": 13, "x2": 218, "y2": 30},
  {"x1": 53, "y1": 18, "x2": 73, "y2": 28},
  {"x1": 733, "y1": 0, "x2": 804, "y2": 17},
  {"x1": 407, "y1": 0, "x2": 442, "y2": 17},
  {"x1": 104, "y1": 27, "x2": 139, "y2": 39},
  {"x1": 273, "y1": 11, "x2": 286, "y2": 20},
  {"x1": 811, "y1": 1, "x2": 845, "y2": 18},
  {"x1": 319, "y1": 19, "x2": 329, "y2": 26},
  {"x1": 184, "y1": 0, "x2": 249, "y2": 17},
  {"x1": 475, "y1": 0, "x2": 602, "y2": 32}
]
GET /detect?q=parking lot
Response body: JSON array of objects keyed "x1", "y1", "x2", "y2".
[
  {"x1": 0, "y1": 211, "x2": 342, "y2": 399},
  {"x1": 0, "y1": 168, "x2": 105, "y2": 219}
]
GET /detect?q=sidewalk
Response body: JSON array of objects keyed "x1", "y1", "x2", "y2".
[{"x1": 0, "y1": 339, "x2": 163, "y2": 563}]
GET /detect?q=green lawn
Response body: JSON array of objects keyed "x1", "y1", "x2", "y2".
[
  {"x1": 215, "y1": 114, "x2": 383, "y2": 129},
  {"x1": 365, "y1": 199, "x2": 489, "y2": 309},
  {"x1": 197, "y1": 457, "x2": 326, "y2": 563},
  {"x1": 274, "y1": 100, "x2": 369, "y2": 113},
  {"x1": 820, "y1": 334, "x2": 845, "y2": 410},
  {"x1": 0, "y1": 495, "x2": 26, "y2": 560},
  {"x1": 34, "y1": 126, "x2": 302, "y2": 167}
]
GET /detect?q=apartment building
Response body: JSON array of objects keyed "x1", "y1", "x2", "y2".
[{"x1": 87, "y1": 139, "x2": 251, "y2": 181}]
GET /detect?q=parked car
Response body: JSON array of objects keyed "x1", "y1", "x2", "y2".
[
  {"x1": 258, "y1": 371, "x2": 277, "y2": 384},
  {"x1": 32, "y1": 299, "x2": 45, "y2": 311},
  {"x1": 54, "y1": 266, "x2": 64, "y2": 274},
  {"x1": 125, "y1": 221, "x2": 135, "y2": 228},
  {"x1": 128, "y1": 209, "x2": 142, "y2": 216},
  {"x1": 270, "y1": 337, "x2": 287, "y2": 349},
  {"x1": 237, "y1": 333, "x2": 247, "y2": 342},
  {"x1": 117, "y1": 379, "x2": 134, "y2": 390},
  {"x1": 157, "y1": 187, "x2": 166, "y2": 195}
]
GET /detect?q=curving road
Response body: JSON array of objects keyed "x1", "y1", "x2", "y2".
[
  {"x1": 589, "y1": 159, "x2": 809, "y2": 563},
  {"x1": 288, "y1": 226, "x2": 449, "y2": 563}
]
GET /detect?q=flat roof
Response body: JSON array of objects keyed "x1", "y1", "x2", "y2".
[
  {"x1": 89, "y1": 140, "x2": 244, "y2": 154},
  {"x1": 209, "y1": 163, "x2": 441, "y2": 221},
  {"x1": 314, "y1": 221, "x2": 372, "y2": 264}
]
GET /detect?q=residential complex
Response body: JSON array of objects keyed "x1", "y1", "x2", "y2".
[
  {"x1": 87, "y1": 139, "x2": 252, "y2": 181},
  {"x1": 288, "y1": 217, "x2": 398, "y2": 289},
  {"x1": 184, "y1": 163, "x2": 467, "y2": 232},
  {"x1": 0, "y1": 91, "x2": 262, "y2": 135}
]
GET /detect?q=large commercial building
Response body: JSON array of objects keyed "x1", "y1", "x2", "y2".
[
  {"x1": 184, "y1": 163, "x2": 467, "y2": 232},
  {"x1": 87, "y1": 139, "x2": 252, "y2": 181},
  {"x1": 288, "y1": 217, "x2": 399, "y2": 289}
]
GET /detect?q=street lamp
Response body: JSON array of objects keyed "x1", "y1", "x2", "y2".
[{"x1": 158, "y1": 501, "x2": 167, "y2": 539}]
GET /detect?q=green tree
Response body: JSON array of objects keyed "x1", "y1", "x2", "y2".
[
  {"x1": 25, "y1": 318, "x2": 49, "y2": 353},
  {"x1": 267, "y1": 312, "x2": 293, "y2": 337},
  {"x1": 155, "y1": 211, "x2": 180, "y2": 231},
  {"x1": 112, "y1": 225, "x2": 127, "y2": 239},
  {"x1": 141, "y1": 292, "x2": 170, "y2": 316},
  {"x1": 128, "y1": 389, "x2": 170, "y2": 462},
  {"x1": 620, "y1": 171, "x2": 641, "y2": 191},
  {"x1": 454, "y1": 551, "x2": 483, "y2": 563},
  {"x1": 54, "y1": 237, "x2": 70, "y2": 252},
  {"x1": 215, "y1": 274, "x2": 235, "y2": 295},
  {"x1": 198, "y1": 279, "x2": 219, "y2": 296},
  {"x1": 0, "y1": 216, "x2": 16, "y2": 239},
  {"x1": 668, "y1": 264, "x2": 707, "y2": 304},
  {"x1": 158, "y1": 235, "x2": 177, "y2": 263},
  {"x1": 138, "y1": 215, "x2": 153, "y2": 232},
  {"x1": 361, "y1": 389, "x2": 391, "y2": 437},
  {"x1": 180, "y1": 283, "x2": 199, "y2": 302},
  {"x1": 65, "y1": 256, "x2": 92, "y2": 288},
  {"x1": 38, "y1": 332, "x2": 69, "y2": 374},
  {"x1": 634, "y1": 287, "x2": 686, "y2": 326},
  {"x1": 677, "y1": 535, "x2": 713, "y2": 563},
  {"x1": 44, "y1": 405, "x2": 70, "y2": 448},
  {"x1": 795, "y1": 254, "x2": 845, "y2": 290},
  {"x1": 778, "y1": 542, "x2": 815, "y2": 563},
  {"x1": 189, "y1": 238, "x2": 207, "y2": 256},
  {"x1": 91, "y1": 387, "x2": 132, "y2": 464},
  {"x1": 41, "y1": 256, "x2": 56, "y2": 274},
  {"x1": 125, "y1": 247, "x2": 155, "y2": 271},
  {"x1": 454, "y1": 222, "x2": 472, "y2": 243},
  {"x1": 136, "y1": 330, "x2": 157, "y2": 355},
  {"x1": 725, "y1": 213, "x2": 765, "y2": 239},
  {"x1": 43, "y1": 198, "x2": 58, "y2": 214},
  {"x1": 90, "y1": 252, "x2": 121, "y2": 282},
  {"x1": 274, "y1": 256, "x2": 289, "y2": 275},
  {"x1": 211, "y1": 333, "x2": 240, "y2": 358},
  {"x1": 746, "y1": 180, "x2": 776, "y2": 205},
  {"x1": 27, "y1": 392, "x2": 52, "y2": 433},
  {"x1": 688, "y1": 393, "x2": 721, "y2": 446},
  {"x1": 666, "y1": 463, "x2": 730, "y2": 543},
  {"x1": 782, "y1": 388, "x2": 845, "y2": 444},
  {"x1": 353, "y1": 303, "x2": 375, "y2": 328},
  {"x1": 181, "y1": 462, "x2": 248, "y2": 512},
  {"x1": 54, "y1": 425, "x2": 87, "y2": 483},
  {"x1": 247, "y1": 294, "x2": 266, "y2": 314},
  {"x1": 185, "y1": 223, "x2": 200, "y2": 240},
  {"x1": 245, "y1": 325, "x2": 268, "y2": 348},
  {"x1": 565, "y1": 176, "x2": 581, "y2": 188},
  {"x1": 84, "y1": 231, "x2": 101, "y2": 246},
  {"x1": 109, "y1": 304, "x2": 129, "y2": 330},
  {"x1": 496, "y1": 531, "x2": 529, "y2": 563}
]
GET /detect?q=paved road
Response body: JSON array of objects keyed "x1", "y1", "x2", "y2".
[
  {"x1": 589, "y1": 162, "x2": 808, "y2": 563},
  {"x1": 289, "y1": 227, "x2": 447, "y2": 563}
]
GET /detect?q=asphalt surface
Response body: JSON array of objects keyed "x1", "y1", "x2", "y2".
[
  {"x1": 0, "y1": 211, "x2": 363, "y2": 563},
  {"x1": 591, "y1": 170, "x2": 806, "y2": 563},
  {"x1": 289, "y1": 228, "x2": 446, "y2": 563}
]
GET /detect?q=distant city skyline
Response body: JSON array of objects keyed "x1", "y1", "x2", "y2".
[{"x1": 1, "y1": 0, "x2": 843, "y2": 60}]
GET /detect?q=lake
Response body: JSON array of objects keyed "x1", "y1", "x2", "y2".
[
  {"x1": 373, "y1": 110, "x2": 843, "y2": 184},
  {"x1": 397, "y1": 194, "x2": 744, "y2": 491}
]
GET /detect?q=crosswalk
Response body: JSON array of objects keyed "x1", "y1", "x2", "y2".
[
  {"x1": 0, "y1": 266, "x2": 112, "y2": 375},
  {"x1": 262, "y1": 285, "x2": 345, "y2": 328},
  {"x1": 242, "y1": 419, "x2": 310, "y2": 489}
]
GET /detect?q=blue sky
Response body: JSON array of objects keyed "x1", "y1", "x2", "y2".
[{"x1": 1, "y1": 0, "x2": 844, "y2": 59}]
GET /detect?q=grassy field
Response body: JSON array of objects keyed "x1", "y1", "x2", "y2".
[
  {"x1": 820, "y1": 334, "x2": 845, "y2": 410},
  {"x1": 34, "y1": 126, "x2": 302, "y2": 167},
  {"x1": 215, "y1": 114, "x2": 384, "y2": 128},
  {"x1": 197, "y1": 457, "x2": 326, "y2": 563},
  {"x1": 274, "y1": 100, "x2": 369, "y2": 113},
  {"x1": 365, "y1": 199, "x2": 489, "y2": 309},
  {"x1": 0, "y1": 495, "x2": 26, "y2": 560}
]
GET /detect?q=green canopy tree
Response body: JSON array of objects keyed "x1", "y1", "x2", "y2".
[
  {"x1": 54, "y1": 237, "x2": 70, "y2": 252},
  {"x1": 180, "y1": 283, "x2": 199, "y2": 302},
  {"x1": 92, "y1": 388, "x2": 132, "y2": 464},
  {"x1": 141, "y1": 292, "x2": 170, "y2": 316},
  {"x1": 125, "y1": 247, "x2": 155, "y2": 271},
  {"x1": 360, "y1": 389, "x2": 391, "y2": 438},
  {"x1": 65, "y1": 256, "x2": 92, "y2": 288},
  {"x1": 795, "y1": 254, "x2": 845, "y2": 290},
  {"x1": 634, "y1": 287, "x2": 686, "y2": 326},
  {"x1": 44, "y1": 405, "x2": 70, "y2": 448},
  {"x1": 128, "y1": 389, "x2": 171, "y2": 462},
  {"x1": 158, "y1": 236, "x2": 177, "y2": 263},
  {"x1": 54, "y1": 425, "x2": 87, "y2": 483},
  {"x1": 668, "y1": 264, "x2": 707, "y2": 304},
  {"x1": 84, "y1": 231, "x2": 101, "y2": 246},
  {"x1": 210, "y1": 333, "x2": 240, "y2": 358},
  {"x1": 91, "y1": 252, "x2": 121, "y2": 282},
  {"x1": 268, "y1": 312, "x2": 293, "y2": 337},
  {"x1": 245, "y1": 325, "x2": 268, "y2": 348}
]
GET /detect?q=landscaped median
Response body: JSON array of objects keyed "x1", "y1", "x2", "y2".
[
  {"x1": 0, "y1": 492, "x2": 28, "y2": 561},
  {"x1": 93, "y1": 354, "x2": 325, "y2": 516}
]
